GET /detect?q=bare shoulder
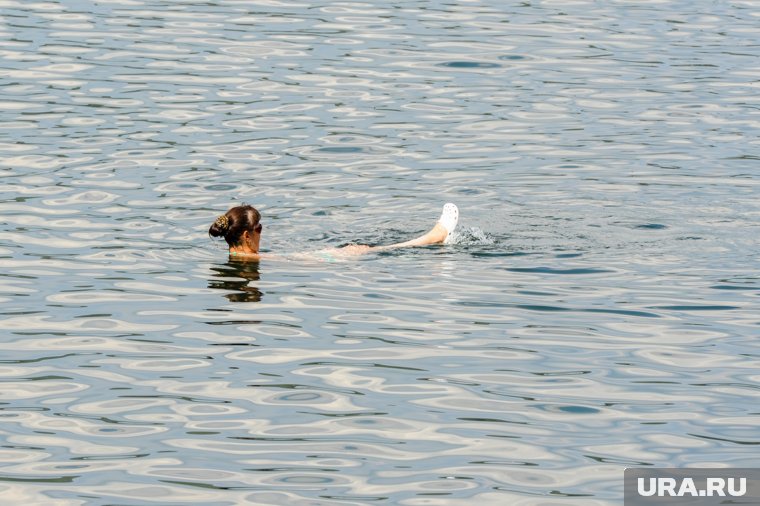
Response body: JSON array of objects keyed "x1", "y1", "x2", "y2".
[{"x1": 229, "y1": 252, "x2": 263, "y2": 262}]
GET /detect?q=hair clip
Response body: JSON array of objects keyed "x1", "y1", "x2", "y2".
[{"x1": 214, "y1": 214, "x2": 230, "y2": 231}]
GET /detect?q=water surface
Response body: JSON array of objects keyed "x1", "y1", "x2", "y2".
[{"x1": 1, "y1": 0, "x2": 759, "y2": 504}]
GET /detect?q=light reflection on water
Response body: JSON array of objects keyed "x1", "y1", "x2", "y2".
[{"x1": 1, "y1": 0, "x2": 759, "y2": 504}]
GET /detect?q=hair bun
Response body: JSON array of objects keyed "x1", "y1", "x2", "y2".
[
  {"x1": 215, "y1": 214, "x2": 229, "y2": 231},
  {"x1": 209, "y1": 214, "x2": 230, "y2": 237}
]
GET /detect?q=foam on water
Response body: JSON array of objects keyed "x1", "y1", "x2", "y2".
[{"x1": 447, "y1": 226, "x2": 497, "y2": 247}]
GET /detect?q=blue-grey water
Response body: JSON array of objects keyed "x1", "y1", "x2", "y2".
[{"x1": 1, "y1": 1, "x2": 759, "y2": 504}]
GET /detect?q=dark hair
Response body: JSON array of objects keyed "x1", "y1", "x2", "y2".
[{"x1": 209, "y1": 205, "x2": 261, "y2": 247}]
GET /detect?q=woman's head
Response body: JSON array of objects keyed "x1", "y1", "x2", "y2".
[{"x1": 209, "y1": 205, "x2": 262, "y2": 248}]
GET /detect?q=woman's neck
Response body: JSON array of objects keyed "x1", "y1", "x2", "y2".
[
  {"x1": 229, "y1": 243, "x2": 258, "y2": 256},
  {"x1": 229, "y1": 230, "x2": 262, "y2": 259}
]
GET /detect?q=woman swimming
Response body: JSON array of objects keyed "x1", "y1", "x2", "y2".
[{"x1": 208, "y1": 203, "x2": 459, "y2": 261}]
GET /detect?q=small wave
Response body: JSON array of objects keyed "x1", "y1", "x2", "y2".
[{"x1": 447, "y1": 226, "x2": 497, "y2": 247}]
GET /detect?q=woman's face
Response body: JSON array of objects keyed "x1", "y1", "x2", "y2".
[{"x1": 242, "y1": 223, "x2": 262, "y2": 250}]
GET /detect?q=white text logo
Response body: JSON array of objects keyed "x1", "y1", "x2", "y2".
[{"x1": 637, "y1": 477, "x2": 746, "y2": 497}]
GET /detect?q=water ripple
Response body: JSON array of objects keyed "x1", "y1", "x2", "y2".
[{"x1": 1, "y1": 0, "x2": 759, "y2": 504}]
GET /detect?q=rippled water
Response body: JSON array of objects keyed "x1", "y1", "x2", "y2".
[{"x1": 2, "y1": 1, "x2": 759, "y2": 504}]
